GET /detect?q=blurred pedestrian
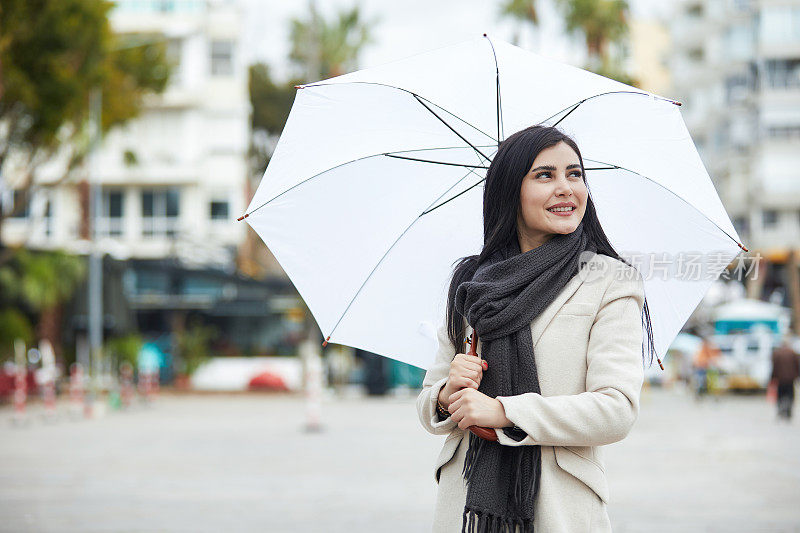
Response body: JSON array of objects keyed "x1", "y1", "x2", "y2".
[
  {"x1": 692, "y1": 336, "x2": 721, "y2": 399},
  {"x1": 770, "y1": 333, "x2": 799, "y2": 421}
]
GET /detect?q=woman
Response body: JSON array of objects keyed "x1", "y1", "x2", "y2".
[{"x1": 416, "y1": 125, "x2": 656, "y2": 532}]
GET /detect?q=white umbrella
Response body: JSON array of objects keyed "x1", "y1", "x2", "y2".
[{"x1": 241, "y1": 35, "x2": 747, "y2": 370}]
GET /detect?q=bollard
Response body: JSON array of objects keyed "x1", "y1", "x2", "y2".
[
  {"x1": 69, "y1": 363, "x2": 85, "y2": 420},
  {"x1": 301, "y1": 337, "x2": 324, "y2": 433},
  {"x1": 40, "y1": 340, "x2": 58, "y2": 422},
  {"x1": 120, "y1": 362, "x2": 134, "y2": 410},
  {"x1": 13, "y1": 339, "x2": 27, "y2": 425},
  {"x1": 150, "y1": 369, "x2": 160, "y2": 400}
]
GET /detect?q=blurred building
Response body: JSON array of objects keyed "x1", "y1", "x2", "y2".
[
  {"x1": 1, "y1": 0, "x2": 301, "y2": 364},
  {"x1": 4, "y1": 0, "x2": 249, "y2": 262},
  {"x1": 627, "y1": 18, "x2": 672, "y2": 97},
  {"x1": 669, "y1": 0, "x2": 800, "y2": 265}
]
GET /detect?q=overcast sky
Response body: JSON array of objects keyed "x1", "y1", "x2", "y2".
[{"x1": 241, "y1": 0, "x2": 671, "y2": 83}]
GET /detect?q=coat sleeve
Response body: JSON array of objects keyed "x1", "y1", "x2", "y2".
[
  {"x1": 416, "y1": 317, "x2": 460, "y2": 435},
  {"x1": 492, "y1": 269, "x2": 646, "y2": 447}
]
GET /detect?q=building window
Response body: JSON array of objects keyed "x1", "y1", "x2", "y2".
[
  {"x1": 733, "y1": 216, "x2": 749, "y2": 236},
  {"x1": 767, "y1": 125, "x2": 800, "y2": 139},
  {"x1": 44, "y1": 200, "x2": 53, "y2": 238},
  {"x1": 765, "y1": 59, "x2": 800, "y2": 90},
  {"x1": 7, "y1": 189, "x2": 29, "y2": 218},
  {"x1": 688, "y1": 47, "x2": 705, "y2": 62},
  {"x1": 761, "y1": 6, "x2": 800, "y2": 45},
  {"x1": 687, "y1": 4, "x2": 703, "y2": 17},
  {"x1": 209, "y1": 200, "x2": 229, "y2": 221},
  {"x1": 210, "y1": 40, "x2": 234, "y2": 77},
  {"x1": 142, "y1": 187, "x2": 180, "y2": 238},
  {"x1": 99, "y1": 189, "x2": 124, "y2": 237},
  {"x1": 763, "y1": 209, "x2": 778, "y2": 228},
  {"x1": 166, "y1": 38, "x2": 183, "y2": 87}
]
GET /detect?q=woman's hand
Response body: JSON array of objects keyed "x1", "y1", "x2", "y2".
[
  {"x1": 438, "y1": 352, "x2": 487, "y2": 409},
  {"x1": 447, "y1": 388, "x2": 513, "y2": 430}
]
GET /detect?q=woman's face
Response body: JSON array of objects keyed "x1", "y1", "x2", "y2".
[{"x1": 517, "y1": 141, "x2": 588, "y2": 252}]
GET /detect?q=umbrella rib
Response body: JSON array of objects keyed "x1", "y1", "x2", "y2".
[
  {"x1": 420, "y1": 178, "x2": 485, "y2": 216},
  {"x1": 482, "y1": 34, "x2": 504, "y2": 145},
  {"x1": 551, "y1": 101, "x2": 582, "y2": 128},
  {"x1": 419, "y1": 156, "x2": 748, "y2": 252},
  {"x1": 581, "y1": 157, "x2": 748, "y2": 252},
  {"x1": 298, "y1": 80, "x2": 498, "y2": 145},
  {"x1": 241, "y1": 144, "x2": 496, "y2": 218},
  {"x1": 322, "y1": 153, "x2": 497, "y2": 344},
  {"x1": 538, "y1": 90, "x2": 682, "y2": 127},
  {"x1": 412, "y1": 95, "x2": 492, "y2": 162},
  {"x1": 420, "y1": 166, "x2": 616, "y2": 216},
  {"x1": 384, "y1": 153, "x2": 489, "y2": 169}
]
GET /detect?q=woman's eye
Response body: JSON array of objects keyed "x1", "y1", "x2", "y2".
[{"x1": 535, "y1": 171, "x2": 582, "y2": 179}]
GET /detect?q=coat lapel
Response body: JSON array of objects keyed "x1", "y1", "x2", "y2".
[
  {"x1": 467, "y1": 252, "x2": 601, "y2": 352},
  {"x1": 529, "y1": 252, "x2": 598, "y2": 347}
]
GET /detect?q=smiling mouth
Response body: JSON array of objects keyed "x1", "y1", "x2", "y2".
[{"x1": 547, "y1": 206, "x2": 576, "y2": 214}]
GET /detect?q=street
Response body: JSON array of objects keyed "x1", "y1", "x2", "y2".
[{"x1": 1, "y1": 385, "x2": 799, "y2": 532}]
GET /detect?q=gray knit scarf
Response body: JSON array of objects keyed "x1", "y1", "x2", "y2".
[{"x1": 454, "y1": 222, "x2": 596, "y2": 532}]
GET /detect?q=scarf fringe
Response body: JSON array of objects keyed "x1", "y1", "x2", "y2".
[
  {"x1": 461, "y1": 507, "x2": 535, "y2": 533},
  {"x1": 463, "y1": 431, "x2": 541, "y2": 514},
  {"x1": 461, "y1": 431, "x2": 485, "y2": 484}
]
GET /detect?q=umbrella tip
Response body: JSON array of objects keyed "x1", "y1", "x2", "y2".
[
  {"x1": 295, "y1": 85, "x2": 303, "y2": 89},
  {"x1": 322, "y1": 335, "x2": 331, "y2": 347},
  {"x1": 483, "y1": 33, "x2": 487, "y2": 37},
  {"x1": 237, "y1": 213, "x2": 249, "y2": 222},
  {"x1": 738, "y1": 242, "x2": 749, "y2": 252}
]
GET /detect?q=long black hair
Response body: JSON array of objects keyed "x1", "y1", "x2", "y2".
[{"x1": 445, "y1": 124, "x2": 657, "y2": 367}]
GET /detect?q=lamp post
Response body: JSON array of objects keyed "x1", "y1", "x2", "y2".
[
  {"x1": 85, "y1": 87, "x2": 103, "y2": 417},
  {"x1": 84, "y1": 35, "x2": 168, "y2": 414}
]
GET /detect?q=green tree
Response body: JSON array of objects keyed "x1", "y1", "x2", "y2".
[
  {"x1": 498, "y1": 0, "x2": 541, "y2": 48},
  {"x1": 0, "y1": 308, "x2": 34, "y2": 361},
  {"x1": 0, "y1": 248, "x2": 86, "y2": 357},
  {"x1": 248, "y1": 63, "x2": 300, "y2": 176},
  {"x1": 555, "y1": 0, "x2": 636, "y2": 84},
  {"x1": 175, "y1": 318, "x2": 218, "y2": 376},
  {"x1": 0, "y1": 0, "x2": 172, "y2": 256},
  {"x1": 288, "y1": 2, "x2": 377, "y2": 80},
  {"x1": 105, "y1": 333, "x2": 143, "y2": 370}
]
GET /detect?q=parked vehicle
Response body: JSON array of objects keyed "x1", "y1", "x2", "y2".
[{"x1": 710, "y1": 299, "x2": 791, "y2": 390}]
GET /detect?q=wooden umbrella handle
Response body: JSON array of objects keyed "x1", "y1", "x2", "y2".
[{"x1": 465, "y1": 331, "x2": 498, "y2": 441}]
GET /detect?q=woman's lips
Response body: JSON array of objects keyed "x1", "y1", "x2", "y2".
[{"x1": 547, "y1": 207, "x2": 575, "y2": 216}]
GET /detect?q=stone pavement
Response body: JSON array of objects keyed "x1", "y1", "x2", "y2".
[{"x1": 1, "y1": 385, "x2": 799, "y2": 532}]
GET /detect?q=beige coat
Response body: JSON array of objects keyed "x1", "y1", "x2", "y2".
[{"x1": 416, "y1": 252, "x2": 646, "y2": 532}]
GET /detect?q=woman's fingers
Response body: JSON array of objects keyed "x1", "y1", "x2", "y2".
[
  {"x1": 453, "y1": 375, "x2": 479, "y2": 389},
  {"x1": 455, "y1": 353, "x2": 484, "y2": 368}
]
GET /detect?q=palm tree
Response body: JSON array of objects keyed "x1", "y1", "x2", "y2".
[
  {"x1": 498, "y1": 0, "x2": 541, "y2": 49},
  {"x1": 556, "y1": 0, "x2": 630, "y2": 74},
  {"x1": 289, "y1": 1, "x2": 377, "y2": 81},
  {"x1": 0, "y1": 249, "x2": 86, "y2": 357}
]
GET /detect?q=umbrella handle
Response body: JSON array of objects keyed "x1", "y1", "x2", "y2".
[{"x1": 465, "y1": 331, "x2": 498, "y2": 442}]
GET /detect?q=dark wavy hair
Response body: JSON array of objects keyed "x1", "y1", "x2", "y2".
[{"x1": 445, "y1": 124, "x2": 657, "y2": 367}]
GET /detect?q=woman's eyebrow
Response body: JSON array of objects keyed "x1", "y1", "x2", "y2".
[{"x1": 530, "y1": 163, "x2": 582, "y2": 172}]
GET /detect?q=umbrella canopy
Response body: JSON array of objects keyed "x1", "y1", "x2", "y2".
[{"x1": 243, "y1": 35, "x2": 746, "y2": 369}]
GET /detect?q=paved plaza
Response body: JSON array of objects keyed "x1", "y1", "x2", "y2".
[{"x1": 1, "y1": 385, "x2": 799, "y2": 532}]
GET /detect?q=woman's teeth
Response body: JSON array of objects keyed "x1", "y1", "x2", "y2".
[{"x1": 547, "y1": 207, "x2": 574, "y2": 212}]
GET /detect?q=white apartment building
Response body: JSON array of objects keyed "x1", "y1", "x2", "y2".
[
  {"x1": 669, "y1": 0, "x2": 800, "y2": 259},
  {"x1": 3, "y1": 0, "x2": 250, "y2": 266}
]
